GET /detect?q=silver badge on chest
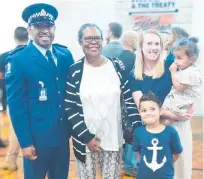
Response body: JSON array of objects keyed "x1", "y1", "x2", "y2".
[
  {"x1": 6, "y1": 63, "x2": 12, "y2": 74},
  {"x1": 39, "y1": 81, "x2": 47, "y2": 101}
]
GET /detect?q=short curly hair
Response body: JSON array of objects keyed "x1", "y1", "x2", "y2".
[{"x1": 139, "y1": 91, "x2": 161, "y2": 108}]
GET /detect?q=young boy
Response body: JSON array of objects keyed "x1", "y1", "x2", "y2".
[{"x1": 133, "y1": 92, "x2": 183, "y2": 179}]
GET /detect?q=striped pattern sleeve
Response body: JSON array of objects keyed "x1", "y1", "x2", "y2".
[
  {"x1": 65, "y1": 68, "x2": 95, "y2": 144},
  {"x1": 121, "y1": 79, "x2": 142, "y2": 128},
  {"x1": 112, "y1": 59, "x2": 142, "y2": 128}
]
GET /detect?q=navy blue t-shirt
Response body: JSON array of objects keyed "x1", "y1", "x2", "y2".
[
  {"x1": 133, "y1": 126, "x2": 183, "y2": 179},
  {"x1": 129, "y1": 60, "x2": 173, "y2": 104}
]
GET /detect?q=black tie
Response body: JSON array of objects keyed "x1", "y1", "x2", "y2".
[{"x1": 46, "y1": 50, "x2": 56, "y2": 72}]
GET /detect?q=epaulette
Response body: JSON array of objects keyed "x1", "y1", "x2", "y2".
[
  {"x1": 8, "y1": 46, "x2": 25, "y2": 56},
  {"x1": 53, "y1": 43, "x2": 68, "y2": 49}
]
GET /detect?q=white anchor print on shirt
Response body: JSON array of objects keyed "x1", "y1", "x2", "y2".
[{"x1": 143, "y1": 138, "x2": 167, "y2": 172}]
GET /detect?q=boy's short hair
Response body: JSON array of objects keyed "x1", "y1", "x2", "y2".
[{"x1": 139, "y1": 91, "x2": 161, "y2": 108}]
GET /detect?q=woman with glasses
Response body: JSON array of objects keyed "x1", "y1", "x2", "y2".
[{"x1": 64, "y1": 23, "x2": 141, "y2": 179}]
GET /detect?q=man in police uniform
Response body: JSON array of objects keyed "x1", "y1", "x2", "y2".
[
  {"x1": 0, "y1": 27, "x2": 29, "y2": 113},
  {"x1": 5, "y1": 3, "x2": 74, "y2": 179},
  {"x1": 0, "y1": 26, "x2": 28, "y2": 169}
]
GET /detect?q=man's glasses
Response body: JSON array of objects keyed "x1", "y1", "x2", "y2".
[{"x1": 83, "y1": 36, "x2": 103, "y2": 43}]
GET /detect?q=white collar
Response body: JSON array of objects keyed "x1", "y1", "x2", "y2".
[{"x1": 33, "y1": 41, "x2": 53, "y2": 57}]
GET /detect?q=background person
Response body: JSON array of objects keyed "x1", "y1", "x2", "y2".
[
  {"x1": 118, "y1": 30, "x2": 138, "y2": 78},
  {"x1": 102, "y1": 22, "x2": 123, "y2": 58},
  {"x1": 163, "y1": 27, "x2": 189, "y2": 61},
  {"x1": 0, "y1": 26, "x2": 29, "y2": 171}
]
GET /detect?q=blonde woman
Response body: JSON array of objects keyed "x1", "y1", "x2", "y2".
[{"x1": 129, "y1": 29, "x2": 173, "y2": 109}]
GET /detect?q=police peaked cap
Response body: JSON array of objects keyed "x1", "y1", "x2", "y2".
[{"x1": 22, "y1": 3, "x2": 58, "y2": 25}]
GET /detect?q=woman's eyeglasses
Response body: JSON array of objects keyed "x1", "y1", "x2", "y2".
[{"x1": 83, "y1": 36, "x2": 103, "y2": 43}]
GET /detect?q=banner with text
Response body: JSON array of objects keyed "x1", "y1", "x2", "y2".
[{"x1": 129, "y1": 0, "x2": 178, "y2": 31}]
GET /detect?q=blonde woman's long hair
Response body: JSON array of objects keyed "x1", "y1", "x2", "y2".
[{"x1": 134, "y1": 29, "x2": 165, "y2": 80}]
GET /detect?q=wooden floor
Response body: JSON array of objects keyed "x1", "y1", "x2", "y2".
[{"x1": 0, "y1": 112, "x2": 203, "y2": 179}]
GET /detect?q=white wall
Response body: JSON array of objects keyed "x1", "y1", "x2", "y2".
[
  {"x1": 51, "y1": 0, "x2": 115, "y2": 60},
  {"x1": 0, "y1": 0, "x2": 48, "y2": 53}
]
